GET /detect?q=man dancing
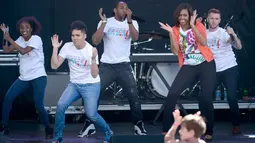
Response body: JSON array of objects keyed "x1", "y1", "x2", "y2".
[
  {"x1": 78, "y1": 1, "x2": 147, "y2": 137},
  {"x1": 206, "y1": 8, "x2": 242, "y2": 134},
  {"x1": 50, "y1": 20, "x2": 112, "y2": 143}
]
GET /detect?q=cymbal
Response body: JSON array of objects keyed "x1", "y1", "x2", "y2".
[{"x1": 139, "y1": 32, "x2": 169, "y2": 39}]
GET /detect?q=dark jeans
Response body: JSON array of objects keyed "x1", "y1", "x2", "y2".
[
  {"x1": 216, "y1": 66, "x2": 240, "y2": 126},
  {"x1": 84, "y1": 62, "x2": 143, "y2": 124},
  {"x1": 1, "y1": 76, "x2": 50, "y2": 128},
  {"x1": 162, "y1": 60, "x2": 216, "y2": 135}
]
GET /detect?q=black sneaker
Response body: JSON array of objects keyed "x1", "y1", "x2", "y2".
[
  {"x1": 45, "y1": 126, "x2": 53, "y2": 139},
  {"x1": 134, "y1": 121, "x2": 147, "y2": 135},
  {"x1": 78, "y1": 120, "x2": 96, "y2": 138},
  {"x1": 50, "y1": 137, "x2": 63, "y2": 143},
  {"x1": 0, "y1": 125, "x2": 9, "y2": 135}
]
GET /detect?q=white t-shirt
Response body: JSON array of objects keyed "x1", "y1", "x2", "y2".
[
  {"x1": 206, "y1": 27, "x2": 237, "y2": 72},
  {"x1": 59, "y1": 41, "x2": 100, "y2": 84},
  {"x1": 179, "y1": 27, "x2": 205, "y2": 65},
  {"x1": 98, "y1": 17, "x2": 139, "y2": 64},
  {"x1": 15, "y1": 35, "x2": 46, "y2": 81}
]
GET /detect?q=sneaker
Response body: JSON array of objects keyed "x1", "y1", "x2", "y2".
[
  {"x1": 232, "y1": 126, "x2": 241, "y2": 134},
  {"x1": 0, "y1": 125, "x2": 9, "y2": 135},
  {"x1": 78, "y1": 120, "x2": 96, "y2": 138},
  {"x1": 103, "y1": 130, "x2": 113, "y2": 143},
  {"x1": 45, "y1": 126, "x2": 53, "y2": 139},
  {"x1": 51, "y1": 137, "x2": 63, "y2": 143},
  {"x1": 134, "y1": 121, "x2": 147, "y2": 135}
]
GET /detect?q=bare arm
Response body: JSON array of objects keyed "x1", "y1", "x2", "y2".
[
  {"x1": 191, "y1": 25, "x2": 207, "y2": 46},
  {"x1": 169, "y1": 32, "x2": 179, "y2": 55},
  {"x1": 2, "y1": 41, "x2": 15, "y2": 53},
  {"x1": 51, "y1": 47, "x2": 65, "y2": 69},
  {"x1": 164, "y1": 123, "x2": 179, "y2": 143},
  {"x1": 128, "y1": 22, "x2": 139, "y2": 41},
  {"x1": 90, "y1": 58, "x2": 99, "y2": 78},
  {"x1": 92, "y1": 22, "x2": 106, "y2": 46},
  {"x1": 5, "y1": 35, "x2": 33, "y2": 55},
  {"x1": 227, "y1": 34, "x2": 242, "y2": 49}
]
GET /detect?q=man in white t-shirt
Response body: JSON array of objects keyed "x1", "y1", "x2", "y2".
[
  {"x1": 50, "y1": 21, "x2": 112, "y2": 143},
  {"x1": 206, "y1": 8, "x2": 242, "y2": 134},
  {"x1": 78, "y1": 1, "x2": 147, "y2": 137}
]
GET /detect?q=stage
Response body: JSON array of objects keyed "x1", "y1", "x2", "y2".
[{"x1": 1, "y1": 121, "x2": 255, "y2": 143}]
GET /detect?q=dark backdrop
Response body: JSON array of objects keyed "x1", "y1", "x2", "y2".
[{"x1": 0, "y1": 0, "x2": 254, "y2": 119}]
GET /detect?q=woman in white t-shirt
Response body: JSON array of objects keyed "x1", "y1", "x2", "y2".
[{"x1": 0, "y1": 17, "x2": 53, "y2": 139}]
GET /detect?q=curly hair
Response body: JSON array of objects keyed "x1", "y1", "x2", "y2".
[
  {"x1": 173, "y1": 3, "x2": 193, "y2": 26},
  {"x1": 16, "y1": 16, "x2": 42, "y2": 35}
]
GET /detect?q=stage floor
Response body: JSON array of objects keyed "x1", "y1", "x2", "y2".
[{"x1": 1, "y1": 121, "x2": 255, "y2": 143}]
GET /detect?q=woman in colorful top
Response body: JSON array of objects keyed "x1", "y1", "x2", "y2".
[{"x1": 159, "y1": 3, "x2": 216, "y2": 141}]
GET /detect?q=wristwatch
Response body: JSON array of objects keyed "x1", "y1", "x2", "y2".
[{"x1": 127, "y1": 21, "x2": 132, "y2": 24}]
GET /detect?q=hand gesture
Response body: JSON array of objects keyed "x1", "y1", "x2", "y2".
[
  {"x1": 226, "y1": 26, "x2": 235, "y2": 35},
  {"x1": 126, "y1": 8, "x2": 132, "y2": 21},
  {"x1": 51, "y1": 34, "x2": 62, "y2": 49},
  {"x1": 92, "y1": 48, "x2": 98, "y2": 59},
  {"x1": 159, "y1": 22, "x2": 173, "y2": 33},
  {"x1": 196, "y1": 17, "x2": 203, "y2": 23},
  {"x1": 99, "y1": 8, "x2": 107, "y2": 22},
  {"x1": 190, "y1": 10, "x2": 198, "y2": 27},
  {"x1": 3, "y1": 32, "x2": 11, "y2": 41},
  {"x1": 173, "y1": 109, "x2": 182, "y2": 125},
  {"x1": 0, "y1": 23, "x2": 8, "y2": 33}
]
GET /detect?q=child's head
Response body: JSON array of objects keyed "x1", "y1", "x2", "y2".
[{"x1": 179, "y1": 114, "x2": 206, "y2": 141}]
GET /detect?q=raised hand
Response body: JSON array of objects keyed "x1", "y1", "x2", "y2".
[
  {"x1": 190, "y1": 10, "x2": 198, "y2": 27},
  {"x1": 51, "y1": 34, "x2": 62, "y2": 49},
  {"x1": 126, "y1": 8, "x2": 132, "y2": 21},
  {"x1": 226, "y1": 26, "x2": 235, "y2": 35},
  {"x1": 92, "y1": 48, "x2": 98, "y2": 59},
  {"x1": 99, "y1": 8, "x2": 107, "y2": 22},
  {"x1": 0, "y1": 23, "x2": 7, "y2": 32},
  {"x1": 159, "y1": 22, "x2": 173, "y2": 33},
  {"x1": 173, "y1": 109, "x2": 182, "y2": 125}
]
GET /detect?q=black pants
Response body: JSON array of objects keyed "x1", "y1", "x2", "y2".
[
  {"x1": 162, "y1": 60, "x2": 216, "y2": 135},
  {"x1": 86, "y1": 62, "x2": 143, "y2": 124},
  {"x1": 216, "y1": 66, "x2": 240, "y2": 126}
]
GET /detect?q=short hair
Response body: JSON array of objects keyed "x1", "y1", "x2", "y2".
[
  {"x1": 16, "y1": 16, "x2": 42, "y2": 35},
  {"x1": 70, "y1": 20, "x2": 87, "y2": 34},
  {"x1": 181, "y1": 114, "x2": 206, "y2": 138},
  {"x1": 115, "y1": 0, "x2": 127, "y2": 8},
  {"x1": 173, "y1": 3, "x2": 193, "y2": 26},
  {"x1": 208, "y1": 8, "x2": 221, "y2": 16}
]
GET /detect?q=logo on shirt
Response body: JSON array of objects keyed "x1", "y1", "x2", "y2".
[
  {"x1": 106, "y1": 27, "x2": 129, "y2": 39},
  {"x1": 208, "y1": 38, "x2": 220, "y2": 49},
  {"x1": 66, "y1": 55, "x2": 88, "y2": 67},
  {"x1": 179, "y1": 30, "x2": 198, "y2": 54}
]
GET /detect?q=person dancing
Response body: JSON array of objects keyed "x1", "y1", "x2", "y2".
[
  {"x1": 50, "y1": 20, "x2": 112, "y2": 143},
  {"x1": 0, "y1": 16, "x2": 53, "y2": 139},
  {"x1": 206, "y1": 8, "x2": 242, "y2": 134},
  {"x1": 78, "y1": 1, "x2": 146, "y2": 137},
  {"x1": 159, "y1": 3, "x2": 216, "y2": 141}
]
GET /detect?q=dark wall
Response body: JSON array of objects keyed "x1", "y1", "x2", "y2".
[{"x1": 0, "y1": 0, "x2": 254, "y2": 119}]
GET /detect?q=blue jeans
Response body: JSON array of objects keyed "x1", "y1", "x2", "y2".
[
  {"x1": 54, "y1": 82, "x2": 110, "y2": 139},
  {"x1": 1, "y1": 76, "x2": 50, "y2": 127}
]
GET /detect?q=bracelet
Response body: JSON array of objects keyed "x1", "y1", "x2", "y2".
[{"x1": 102, "y1": 20, "x2": 107, "y2": 23}]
